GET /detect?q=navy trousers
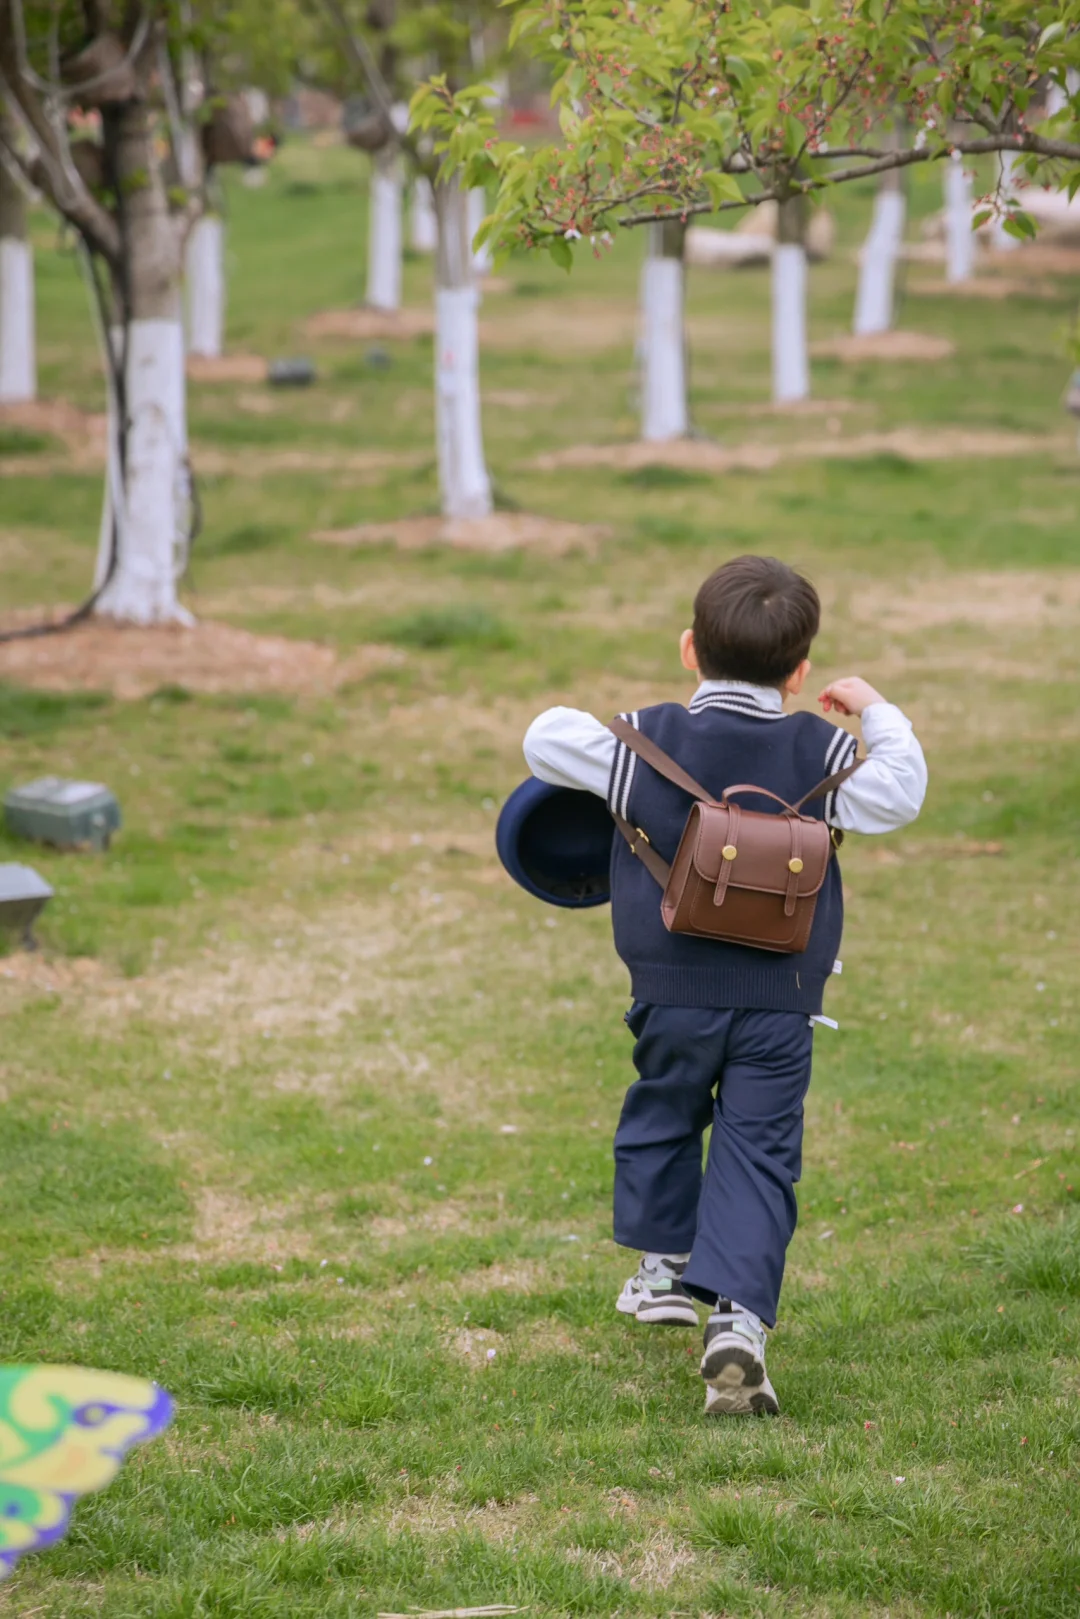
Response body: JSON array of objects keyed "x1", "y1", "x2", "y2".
[{"x1": 612, "y1": 1002, "x2": 815, "y2": 1328}]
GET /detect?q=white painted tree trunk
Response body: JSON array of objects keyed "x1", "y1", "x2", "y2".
[
  {"x1": 467, "y1": 187, "x2": 492, "y2": 276},
  {"x1": 95, "y1": 318, "x2": 193, "y2": 624},
  {"x1": 944, "y1": 154, "x2": 975, "y2": 283},
  {"x1": 0, "y1": 136, "x2": 35, "y2": 403},
  {"x1": 434, "y1": 177, "x2": 492, "y2": 520},
  {"x1": 367, "y1": 147, "x2": 403, "y2": 312},
  {"x1": 411, "y1": 177, "x2": 437, "y2": 254},
  {"x1": 185, "y1": 213, "x2": 226, "y2": 357},
  {"x1": 853, "y1": 186, "x2": 906, "y2": 334},
  {"x1": 772, "y1": 243, "x2": 809, "y2": 403},
  {"x1": 0, "y1": 234, "x2": 35, "y2": 402},
  {"x1": 640, "y1": 224, "x2": 688, "y2": 441},
  {"x1": 91, "y1": 100, "x2": 192, "y2": 623}
]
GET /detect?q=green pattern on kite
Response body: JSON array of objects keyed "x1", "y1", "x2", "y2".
[{"x1": 0, "y1": 1364, "x2": 173, "y2": 1580}]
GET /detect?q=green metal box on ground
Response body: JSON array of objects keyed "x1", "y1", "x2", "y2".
[
  {"x1": 0, "y1": 863, "x2": 53, "y2": 941},
  {"x1": 3, "y1": 777, "x2": 122, "y2": 851}
]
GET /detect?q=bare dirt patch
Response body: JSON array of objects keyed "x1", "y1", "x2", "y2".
[
  {"x1": 483, "y1": 389, "x2": 558, "y2": 409},
  {"x1": 0, "y1": 397, "x2": 107, "y2": 473},
  {"x1": 531, "y1": 426, "x2": 1058, "y2": 475},
  {"x1": 312, "y1": 511, "x2": 608, "y2": 555},
  {"x1": 574, "y1": 1528, "x2": 694, "y2": 1592},
  {"x1": 0, "y1": 616, "x2": 403, "y2": 699},
  {"x1": 702, "y1": 397, "x2": 860, "y2": 419},
  {"x1": 451, "y1": 1327, "x2": 509, "y2": 1365},
  {"x1": 0, "y1": 954, "x2": 104, "y2": 994},
  {"x1": 909, "y1": 275, "x2": 1059, "y2": 301},
  {"x1": 192, "y1": 445, "x2": 420, "y2": 480},
  {"x1": 481, "y1": 299, "x2": 637, "y2": 353},
  {"x1": 0, "y1": 397, "x2": 106, "y2": 443},
  {"x1": 811, "y1": 330, "x2": 956, "y2": 363},
  {"x1": 850, "y1": 569, "x2": 1080, "y2": 635},
  {"x1": 303, "y1": 306, "x2": 433, "y2": 341},
  {"x1": 984, "y1": 244, "x2": 1080, "y2": 276},
  {"x1": 180, "y1": 1186, "x2": 314, "y2": 1263},
  {"x1": 186, "y1": 354, "x2": 268, "y2": 384}
]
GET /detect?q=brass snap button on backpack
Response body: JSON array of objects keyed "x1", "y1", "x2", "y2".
[
  {"x1": 788, "y1": 857, "x2": 804, "y2": 874},
  {"x1": 722, "y1": 845, "x2": 737, "y2": 861}
]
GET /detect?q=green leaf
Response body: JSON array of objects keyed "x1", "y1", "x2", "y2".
[
  {"x1": 548, "y1": 234, "x2": 573, "y2": 270},
  {"x1": 1003, "y1": 209, "x2": 1037, "y2": 241},
  {"x1": 702, "y1": 170, "x2": 744, "y2": 208},
  {"x1": 1038, "y1": 20, "x2": 1066, "y2": 50}
]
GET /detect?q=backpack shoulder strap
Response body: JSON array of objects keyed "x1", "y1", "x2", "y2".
[
  {"x1": 609, "y1": 716, "x2": 719, "y2": 805},
  {"x1": 611, "y1": 811, "x2": 672, "y2": 889},
  {"x1": 793, "y1": 756, "x2": 865, "y2": 811}
]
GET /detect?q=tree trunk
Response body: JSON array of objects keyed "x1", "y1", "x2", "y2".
[
  {"x1": 93, "y1": 102, "x2": 191, "y2": 625},
  {"x1": 853, "y1": 169, "x2": 905, "y2": 335},
  {"x1": 467, "y1": 186, "x2": 492, "y2": 276},
  {"x1": 433, "y1": 174, "x2": 491, "y2": 520},
  {"x1": 943, "y1": 154, "x2": 974, "y2": 284},
  {"x1": 185, "y1": 212, "x2": 226, "y2": 356},
  {"x1": 772, "y1": 195, "x2": 809, "y2": 403},
  {"x1": 366, "y1": 143, "x2": 403, "y2": 311},
  {"x1": 411, "y1": 177, "x2": 437, "y2": 253},
  {"x1": 640, "y1": 219, "x2": 688, "y2": 441},
  {"x1": 0, "y1": 136, "x2": 36, "y2": 404}
]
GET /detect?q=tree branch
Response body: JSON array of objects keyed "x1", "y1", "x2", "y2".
[
  {"x1": 0, "y1": 7, "x2": 120, "y2": 260},
  {"x1": 618, "y1": 133, "x2": 1080, "y2": 227},
  {"x1": 317, "y1": 0, "x2": 435, "y2": 179}
]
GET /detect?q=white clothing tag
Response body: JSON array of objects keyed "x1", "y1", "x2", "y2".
[
  {"x1": 809, "y1": 1015, "x2": 839, "y2": 1030},
  {"x1": 832, "y1": 959, "x2": 843, "y2": 975}
]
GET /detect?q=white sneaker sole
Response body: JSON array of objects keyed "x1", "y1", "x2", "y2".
[
  {"x1": 701, "y1": 1336, "x2": 779, "y2": 1416},
  {"x1": 616, "y1": 1293, "x2": 699, "y2": 1326}
]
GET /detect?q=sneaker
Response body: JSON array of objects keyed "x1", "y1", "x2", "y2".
[
  {"x1": 700, "y1": 1300, "x2": 779, "y2": 1415},
  {"x1": 616, "y1": 1256, "x2": 699, "y2": 1326}
]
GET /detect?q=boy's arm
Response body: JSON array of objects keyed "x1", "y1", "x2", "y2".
[
  {"x1": 523, "y1": 706, "x2": 616, "y2": 798},
  {"x1": 820, "y1": 678, "x2": 928, "y2": 835}
]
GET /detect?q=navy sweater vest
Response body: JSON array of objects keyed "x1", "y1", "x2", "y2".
[{"x1": 606, "y1": 699, "x2": 857, "y2": 1014}]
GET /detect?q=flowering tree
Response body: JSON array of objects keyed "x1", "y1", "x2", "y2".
[{"x1": 415, "y1": 1, "x2": 1080, "y2": 260}]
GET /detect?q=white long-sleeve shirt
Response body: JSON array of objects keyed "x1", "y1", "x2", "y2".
[{"x1": 523, "y1": 679, "x2": 927, "y2": 835}]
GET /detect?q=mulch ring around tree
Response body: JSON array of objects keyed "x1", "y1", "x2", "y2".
[
  {"x1": 0, "y1": 615, "x2": 403, "y2": 699},
  {"x1": 310, "y1": 512, "x2": 610, "y2": 555}
]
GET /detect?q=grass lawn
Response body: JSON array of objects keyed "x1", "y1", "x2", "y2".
[{"x1": 1, "y1": 137, "x2": 1079, "y2": 1617}]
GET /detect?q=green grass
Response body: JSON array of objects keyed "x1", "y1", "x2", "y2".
[{"x1": 1, "y1": 137, "x2": 1078, "y2": 1617}]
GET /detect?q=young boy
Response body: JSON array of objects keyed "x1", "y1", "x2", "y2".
[{"x1": 522, "y1": 555, "x2": 927, "y2": 1415}]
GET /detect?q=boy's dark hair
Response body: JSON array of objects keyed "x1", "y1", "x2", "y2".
[{"x1": 692, "y1": 556, "x2": 820, "y2": 686}]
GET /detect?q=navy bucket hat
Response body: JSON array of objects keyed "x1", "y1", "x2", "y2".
[{"x1": 496, "y1": 779, "x2": 613, "y2": 908}]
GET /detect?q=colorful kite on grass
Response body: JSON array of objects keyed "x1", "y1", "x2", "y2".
[{"x1": 0, "y1": 1365, "x2": 173, "y2": 1580}]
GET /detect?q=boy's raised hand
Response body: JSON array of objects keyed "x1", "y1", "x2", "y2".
[{"x1": 818, "y1": 677, "x2": 886, "y2": 717}]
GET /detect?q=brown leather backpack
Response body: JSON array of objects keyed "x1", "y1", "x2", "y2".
[{"x1": 609, "y1": 717, "x2": 863, "y2": 955}]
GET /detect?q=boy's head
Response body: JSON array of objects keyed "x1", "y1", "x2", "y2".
[{"x1": 681, "y1": 555, "x2": 820, "y2": 691}]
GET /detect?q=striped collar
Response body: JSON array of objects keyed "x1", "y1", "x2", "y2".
[{"x1": 688, "y1": 680, "x2": 785, "y2": 720}]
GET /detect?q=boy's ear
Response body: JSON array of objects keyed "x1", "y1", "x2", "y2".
[
  {"x1": 783, "y1": 658, "x2": 812, "y2": 696},
  {"x1": 680, "y1": 629, "x2": 699, "y2": 673}
]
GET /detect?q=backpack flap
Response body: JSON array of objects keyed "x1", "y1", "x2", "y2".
[{"x1": 687, "y1": 802, "x2": 832, "y2": 902}]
